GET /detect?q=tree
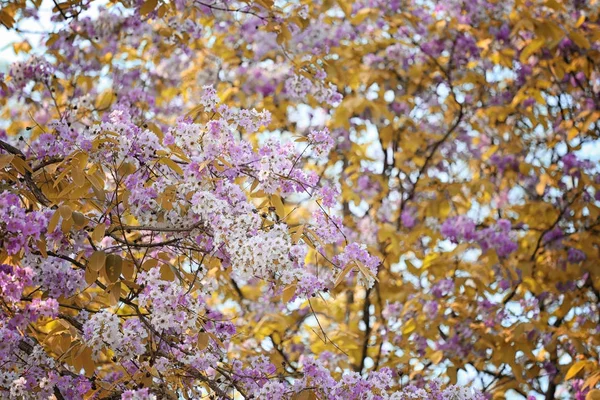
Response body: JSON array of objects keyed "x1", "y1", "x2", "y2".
[{"x1": 0, "y1": 0, "x2": 599, "y2": 399}]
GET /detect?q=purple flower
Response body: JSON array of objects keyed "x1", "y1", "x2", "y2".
[
  {"x1": 440, "y1": 216, "x2": 477, "y2": 242},
  {"x1": 567, "y1": 248, "x2": 586, "y2": 263},
  {"x1": 401, "y1": 208, "x2": 417, "y2": 229}
]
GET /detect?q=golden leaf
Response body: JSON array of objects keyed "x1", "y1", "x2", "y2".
[
  {"x1": 72, "y1": 211, "x2": 86, "y2": 228},
  {"x1": 140, "y1": 0, "x2": 158, "y2": 15},
  {"x1": 197, "y1": 332, "x2": 209, "y2": 350},
  {"x1": 107, "y1": 282, "x2": 121, "y2": 305},
  {"x1": 105, "y1": 254, "x2": 123, "y2": 283},
  {"x1": 0, "y1": 154, "x2": 14, "y2": 169},
  {"x1": 122, "y1": 260, "x2": 135, "y2": 281},
  {"x1": 158, "y1": 157, "x2": 184, "y2": 175},
  {"x1": 566, "y1": 360, "x2": 592, "y2": 380},
  {"x1": 89, "y1": 250, "x2": 106, "y2": 272},
  {"x1": 430, "y1": 350, "x2": 444, "y2": 365},
  {"x1": 58, "y1": 205, "x2": 72, "y2": 219},
  {"x1": 282, "y1": 284, "x2": 297, "y2": 303},
  {"x1": 160, "y1": 263, "x2": 175, "y2": 281},
  {"x1": 293, "y1": 390, "x2": 317, "y2": 400},
  {"x1": 142, "y1": 258, "x2": 159, "y2": 270},
  {"x1": 95, "y1": 89, "x2": 114, "y2": 110},
  {"x1": 333, "y1": 264, "x2": 353, "y2": 288},
  {"x1": 586, "y1": 390, "x2": 600, "y2": 400},
  {"x1": 520, "y1": 38, "x2": 545, "y2": 63},
  {"x1": 291, "y1": 225, "x2": 305, "y2": 244},
  {"x1": 271, "y1": 194, "x2": 285, "y2": 218},
  {"x1": 336, "y1": 0, "x2": 351, "y2": 17},
  {"x1": 92, "y1": 223, "x2": 106, "y2": 243},
  {"x1": 351, "y1": 8, "x2": 374, "y2": 25},
  {"x1": 402, "y1": 319, "x2": 416, "y2": 335},
  {"x1": 569, "y1": 31, "x2": 591, "y2": 49},
  {"x1": 85, "y1": 267, "x2": 98, "y2": 285},
  {"x1": 37, "y1": 239, "x2": 48, "y2": 258},
  {"x1": 0, "y1": 10, "x2": 15, "y2": 29}
]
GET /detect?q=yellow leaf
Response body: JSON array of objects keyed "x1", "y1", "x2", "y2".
[
  {"x1": 570, "y1": 31, "x2": 591, "y2": 49},
  {"x1": 256, "y1": 0, "x2": 274, "y2": 8},
  {"x1": 336, "y1": 0, "x2": 351, "y2": 17},
  {"x1": 47, "y1": 210, "x2": 61, "y2": 233},
  {"x1": 356, "y1": 261, "x2": 379, "y2": 283},
  {"x1": 58, "y1": 333, "x2": 71, "y2": 354},
  {"x1": 197, "y1": 332, "x2": 209, "y2": 350},
  {"x1": 447, "y1": 366, "x2": 458, "y2": 383},
  {"x1": 536, "y1": 174, "x2": 549, "y2": 195},
  {"x1": 586, "y1": 390, "x2": 600, "y2": 400},
  {"x1": 351, "y1": 8, "x2": 374, "y2": 25},
  {"x1": 0, "y1": 10, "x2": 15, "y2": 29},
  {"x1": 160, "y1": 263, "x2": 175, "y2": 281},
  {"x1": 89, "y1": 251, "x2": 106, "y2": 272},
  {"x1": 334, "y1": 264, "x2": 353, "y2": 288},
  {"x1": 78, "y1": 346, "x2": 95, "y2": 376},
  {"x1": 145, "y1": 122, "x2": 164, "y2": 140},
  {"x1": 276, "y1": 25, "x2": 292, "y2": 45},
  {"x1": 91, "y1": 180, "x2": 106, "y2": 202},
  {"x1": 85, "y1": 267, "x2": 98, "y2": 285},
  {"x1": 158, "y1": 157, "x2": 184, "y2": 175},
  {"x1": 567, "y1": 127, "x2": 579, "y2": 141},
  {"x1": 10, "y1": 156, "x2": 32, "y2": 174},
  {"x1": 293, "y1": 390, "x2": 317, "y2": 400},
  {"x1": 95, "y1": 89, "x2": 114, "y2": 110},
  {"x1": 105, "y1": 254, "x2": 122, "y2": 283},
  {"x1": 430, "y1": 350, "x2": 444, "y2": 364},
  {"x1": 72, "y1": 211, "x2": 86, "y2": 228},
  {"x1": 0, "y1": 154, "x2": 14, "y2": 169},
  {"x1": 282, "y1": 284, "x2": 297, "y2": 303},
  {"x1": 140, "y1": 0, "x2": 158, "y2": 15},
  {"x1": 37, "y1": 239, "x2": 48, "y2": 258},
  {"x1": 402, "y1": 319, "x2": 416, "y2": 335},
  {"x1": 520, "y1": 38, "x2": 545, "y2": 63},
  {"x1": 544, "y1": 0, "x2": 564, "y2": 10},
  {"x1": 107, "y1": 282, "x2": 121, "y2": 305},
  {"x1": 142, "y1": 258, "x2": 159, "y2": 270},
  {"x1": 92, "y1": 223, "x2": 106, "y2": 242},
  {"x1": 271, "y1": 194, "x2": 285, "y2": 218},
  {"x1": 481, "y1": 145, "x2": 498, "y2": 162},
  {"x1": 291, "y1": 225, "x2": 305, "y2": 244},
  {"x1": 122, "y1": 260, "x2": 135, "y2": 281},
  {"x1": 585, "y1": 373, "x2": 600, "y2": 390},
  {"x1": 566, "y1": 360, "x2": 591, "y2": 380}
]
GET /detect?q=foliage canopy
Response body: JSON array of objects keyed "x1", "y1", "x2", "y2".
[{"x1": 1, "y1": 0, "x2": 600, "y2": 399}]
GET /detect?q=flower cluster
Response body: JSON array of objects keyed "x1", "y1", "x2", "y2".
[
  {"x1": 441, "y1": 217, "x2": 518, "y2": 258},
  {"x1": 0, "y1": 264, "x2": 32, "y2": 303},
  {"x1": 0, "y1": 193, "x2": 49, "y2": 255},
  {"x1": 240, "y1": 357, "x2": 485, "y2": 399},
  {"x1": 8, "y1": 56, "x2": 53, "y2": 92},
  {"x1": 333, "y1": 242, "x2": 380, "y2": 288},
  {"x1": 308, "y1": 127, "x2": 335, "y2": 158},
  {"x1": 6, "y1": 0, "x2": 591, "y2": 395},
  {"x1": 284, "y1": 74, "x2": 342, "y2": 106}
]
